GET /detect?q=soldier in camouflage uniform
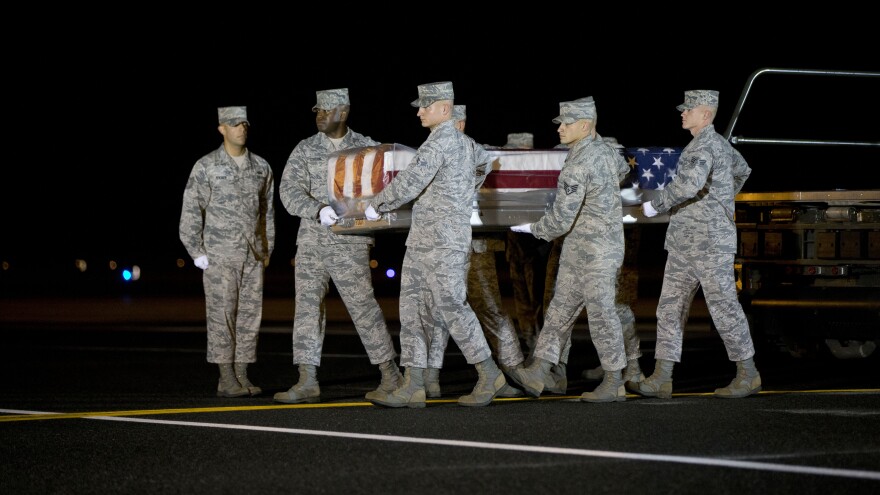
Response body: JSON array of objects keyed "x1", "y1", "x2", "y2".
[
  {"x1": 507, "y1": 97, "x2": 630, "y2": 403},
  {"x1": 364, "y1": 82, "x2": 508, "y2": 408},
  {"x1": 502, "y1": 133, "x2": 571, "y2": 396},
  {"x1": 637, "y1": 90, "x2": 761, "y2": 399},
  {"x1": 421, "y1": 104, "x2": 525, "y2": 399},
  {"x1": 179, "y1": 106, "x2": 275, "y2": 398},
  {"x1": 501, "y1": 132, "x2": 548, "y2": 353},
  {"x1": 582, "y1": 226, "x2": 645, "y2": 385},
  {"x1": 582, "y1": 136, "x2": 645, "y2": 386},
  {"x1": 275, "y1": 88, "x2": 401, "y2": 404}
]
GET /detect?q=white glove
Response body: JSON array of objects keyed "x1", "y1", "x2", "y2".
[
  {"x1": 642, "y1": 201, "x2": 659, "y2": 218},
  {"x1": 194, "y1": 255, "x2": 209, "y2": 270},
  {"x1": 319, "y1": 205, "x2": 339, "y2": 226},
  {"x1": 364, "y1": 204, "x2": 380, "y2": 221},
  {"x1": 620, "y1": 187, "x2": 643, "y2": 204},
  {"x1": 510, "y1": 223, "x2": 532, "y2": 234}
]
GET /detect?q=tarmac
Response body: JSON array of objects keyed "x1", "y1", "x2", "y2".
[
  {"x1": 2, "y1": 310, "x2": 879, "y2": 495},
  {"x1": 0, "y1": 294, "x2": 710, "y2": 334}
]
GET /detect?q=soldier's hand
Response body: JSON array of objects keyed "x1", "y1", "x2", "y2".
[
  {"x1": 194, "y1": 255, "x2": 209, "y2": 270},
  {"x1": 365, "y1": 204, "x2": 381, "y2": 221},
  {"x1": 642, "y1": 201, "x2": 659, "y2": 218},
  {"x1": 620, "y1": 187, "x2": 643, "y2": 204},
  {"x1": 510, "y1": 223, "x2": 532, "y2": 234},
  {"x1": 319, "y1": 206, "x2": 339, "y2": 226}
]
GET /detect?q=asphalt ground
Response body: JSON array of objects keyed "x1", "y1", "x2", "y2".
[{"x1": 2, "y1": 297, "x2": 879, "y2": 494}]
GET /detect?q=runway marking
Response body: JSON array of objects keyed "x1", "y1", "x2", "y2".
[
  {"x1": 32, "y1": 346, "x2": 373, "y2": 359},
  {"x1": 2, "y1": 388, "x2": 879, "y2": 422},
  {"x1": 771, "y1": 408, "x2": 880, "y2": 416},
  {"x1": 0, "y1": 403, "x2": 371, "y2": 421},
  {"x1": 2, "y1": 408, "x2": 878, "y2": 481}
]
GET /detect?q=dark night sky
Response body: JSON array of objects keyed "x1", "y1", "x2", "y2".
[{"x1": 2, "y1": 16, "x2": 877, "y2": 294}]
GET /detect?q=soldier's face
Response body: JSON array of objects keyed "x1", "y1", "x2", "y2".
[
  {"x1": 557, "y1": 119, "x2": 592, "y2": 145},
  {"x1": 219, "y1": 122, "x2": 248, "y2": 146},
  {"x1": 316, "y1": 106, "x2": 346, "y2": 133},
  {"x1": 681, "y1": 106, "x2": 708, "y2": 132},
  {"x1": 417, "y1": 101, "x2": 446, "y2": 128}
]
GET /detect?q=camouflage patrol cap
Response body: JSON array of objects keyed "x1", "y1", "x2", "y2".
[
  {"x1": 503, "y1": 132, "x2": 534, "y2": 149},
  {"x1": 453, "y1": 104, "x2": 467, "y2": 122},
  {"x1": 552, "y1": 97, "x2": 596, "y2": 124},
  {"x1": 218, "y1": 106, "x2": 249, "y2": 126},
  {"x1": 676, "y1": 90, "x2": 719, "y2": 111},
  {"x1": 312, "y1": 88, "x2": 350, "y2": 111},
  {"x1": 411, "y1": 81, "x2": 454, "y2": 108}
]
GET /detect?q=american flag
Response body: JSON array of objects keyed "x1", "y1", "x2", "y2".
[{"x1": 624, "y1": 147, "x2": 682, "y2": 190}]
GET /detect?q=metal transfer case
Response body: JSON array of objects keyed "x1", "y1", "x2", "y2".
[{"x1": 328, "y1": 146, "x2": 674, "y2": 235}]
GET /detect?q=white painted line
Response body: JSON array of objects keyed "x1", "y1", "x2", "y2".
[
  {"x1": 74, "y1": 413, "x2": 880, "y2": 481},
  {"x1": 4, "y1": 408, "x2": 879, "y2": 481}
]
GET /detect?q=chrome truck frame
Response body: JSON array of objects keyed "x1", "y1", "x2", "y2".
[{"x1": 727, "y1": 68, "x2": 880, "y2": 359}]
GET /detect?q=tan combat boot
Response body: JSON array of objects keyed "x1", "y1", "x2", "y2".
[
  {"x1": 365, "y1": 360, "x2": 404, "y2": 402},
  {"x1": 458, "y1": 358, "x2": 506, "y2": 407},
  {"x1": 423, "y1": 367, "x2": 442, "y2": 398},
  {"x1": 714, "y1": 358, "x2": 762, "y2": 398},
  {"x1": 234, "y1": 362, "x2": 261, "y2": 396},
  {"x1": 507, "y1": 358, "x2": 553, "y2": 398},
  {"x1": 587, "y1": 358, "x2": 643, "y2": 382},
  {"x1": 634, "y1": 359, "x2": 674, "y2": 399},
  {"x1": 369, "y1": 367, "x2": 426, "y2": 408},
  {"x1": 582, "y1": 365, "x2": 604, "y2": 381},
  {"x1": 274, "y1": 364, "x2": 320, "y2": 404},
  {"x1": 497, "y1": 364, "x2": 526, "y2": 398},
  {"x1": 544, "y1": 363, "x2": 567, "y2": 394},
  {"x1": 217, "y1": 363, "x2": 249, "y2": 398},
  {"x1": 496, "y1": 383, "x2": 525, "y2": 398},
  {"x1": 623, "y1": 358, "x2": 645, "y2": 383},
  {"x1": 581, "y1": 369, "x2": 625, "y2": 403}
]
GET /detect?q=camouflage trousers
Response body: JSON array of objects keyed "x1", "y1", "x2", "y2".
[
  {"x1": 544, "y1": 237, "x2": 562, "y2": 311},
  {"x1": 400, "y1": 246, "x2": 493, "y2": 368},
  {"x1": 538, "y1": 233, "x2": 641, "y2": 365},
  {"x1": 292, "y1": 243, "x2": 397, "y2": 366},
  {"x1": 617, "y1": 267, "x2": 642, "y2": 361},
  {"x1": 426, "y1": 249, "x2": 524, "y2": 369},
  {"x1": 617, "y1": 226, "x2": 642, "y2": 361},
  {"x1": 655, "y1": 250, "x2": 755, "y2": 362},
  {"x1": 539, "y1": 272, "x2": 639, "y2": 366},
  {"x1": 203, "y1": 260, "x2": 264, "y2": 364},
  {"x1": 533, "y1": 251, "x2": 626, "y2": 372},
  {"x1": 506, "y1": 232, "x2": 554, "y2": 341}
]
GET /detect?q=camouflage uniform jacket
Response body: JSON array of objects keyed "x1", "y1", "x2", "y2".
[
  {"x1": 651, "y1": 124, "x2": 751, "y2": 254},
  {"x1": 280, "y1": 129, "x2": 380, "y2": 246},
  {"x1": 373, "y1": 119, "x2": 475, "y2": 253},
  {"x1": 179, "y1": 145, "x2": 275, "y2": 263},
  {"x1": 467, "y1": 134, "x2": 503, "y2": 253},
  {"x1": 531, "y1": 133, "x2": 624, "y2": 260}
]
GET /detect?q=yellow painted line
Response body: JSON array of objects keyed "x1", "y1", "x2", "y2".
[
  {"x1": 2, "y1": 389, "x2": 878, "y2": 423},
  {"x1": 0, "y1": 402, "x2": 371, "y2": 422},
  {"x1": 0, "y1": 396, "x2": 554, "y2": 422}
]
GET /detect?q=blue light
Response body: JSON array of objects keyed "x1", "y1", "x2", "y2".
[
  {"x1": 122, "y1": 269, "x2": 132, "y2": 281},
  {"x1": 385, "y1": 268, "x2": 396, "y2": 278}
]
